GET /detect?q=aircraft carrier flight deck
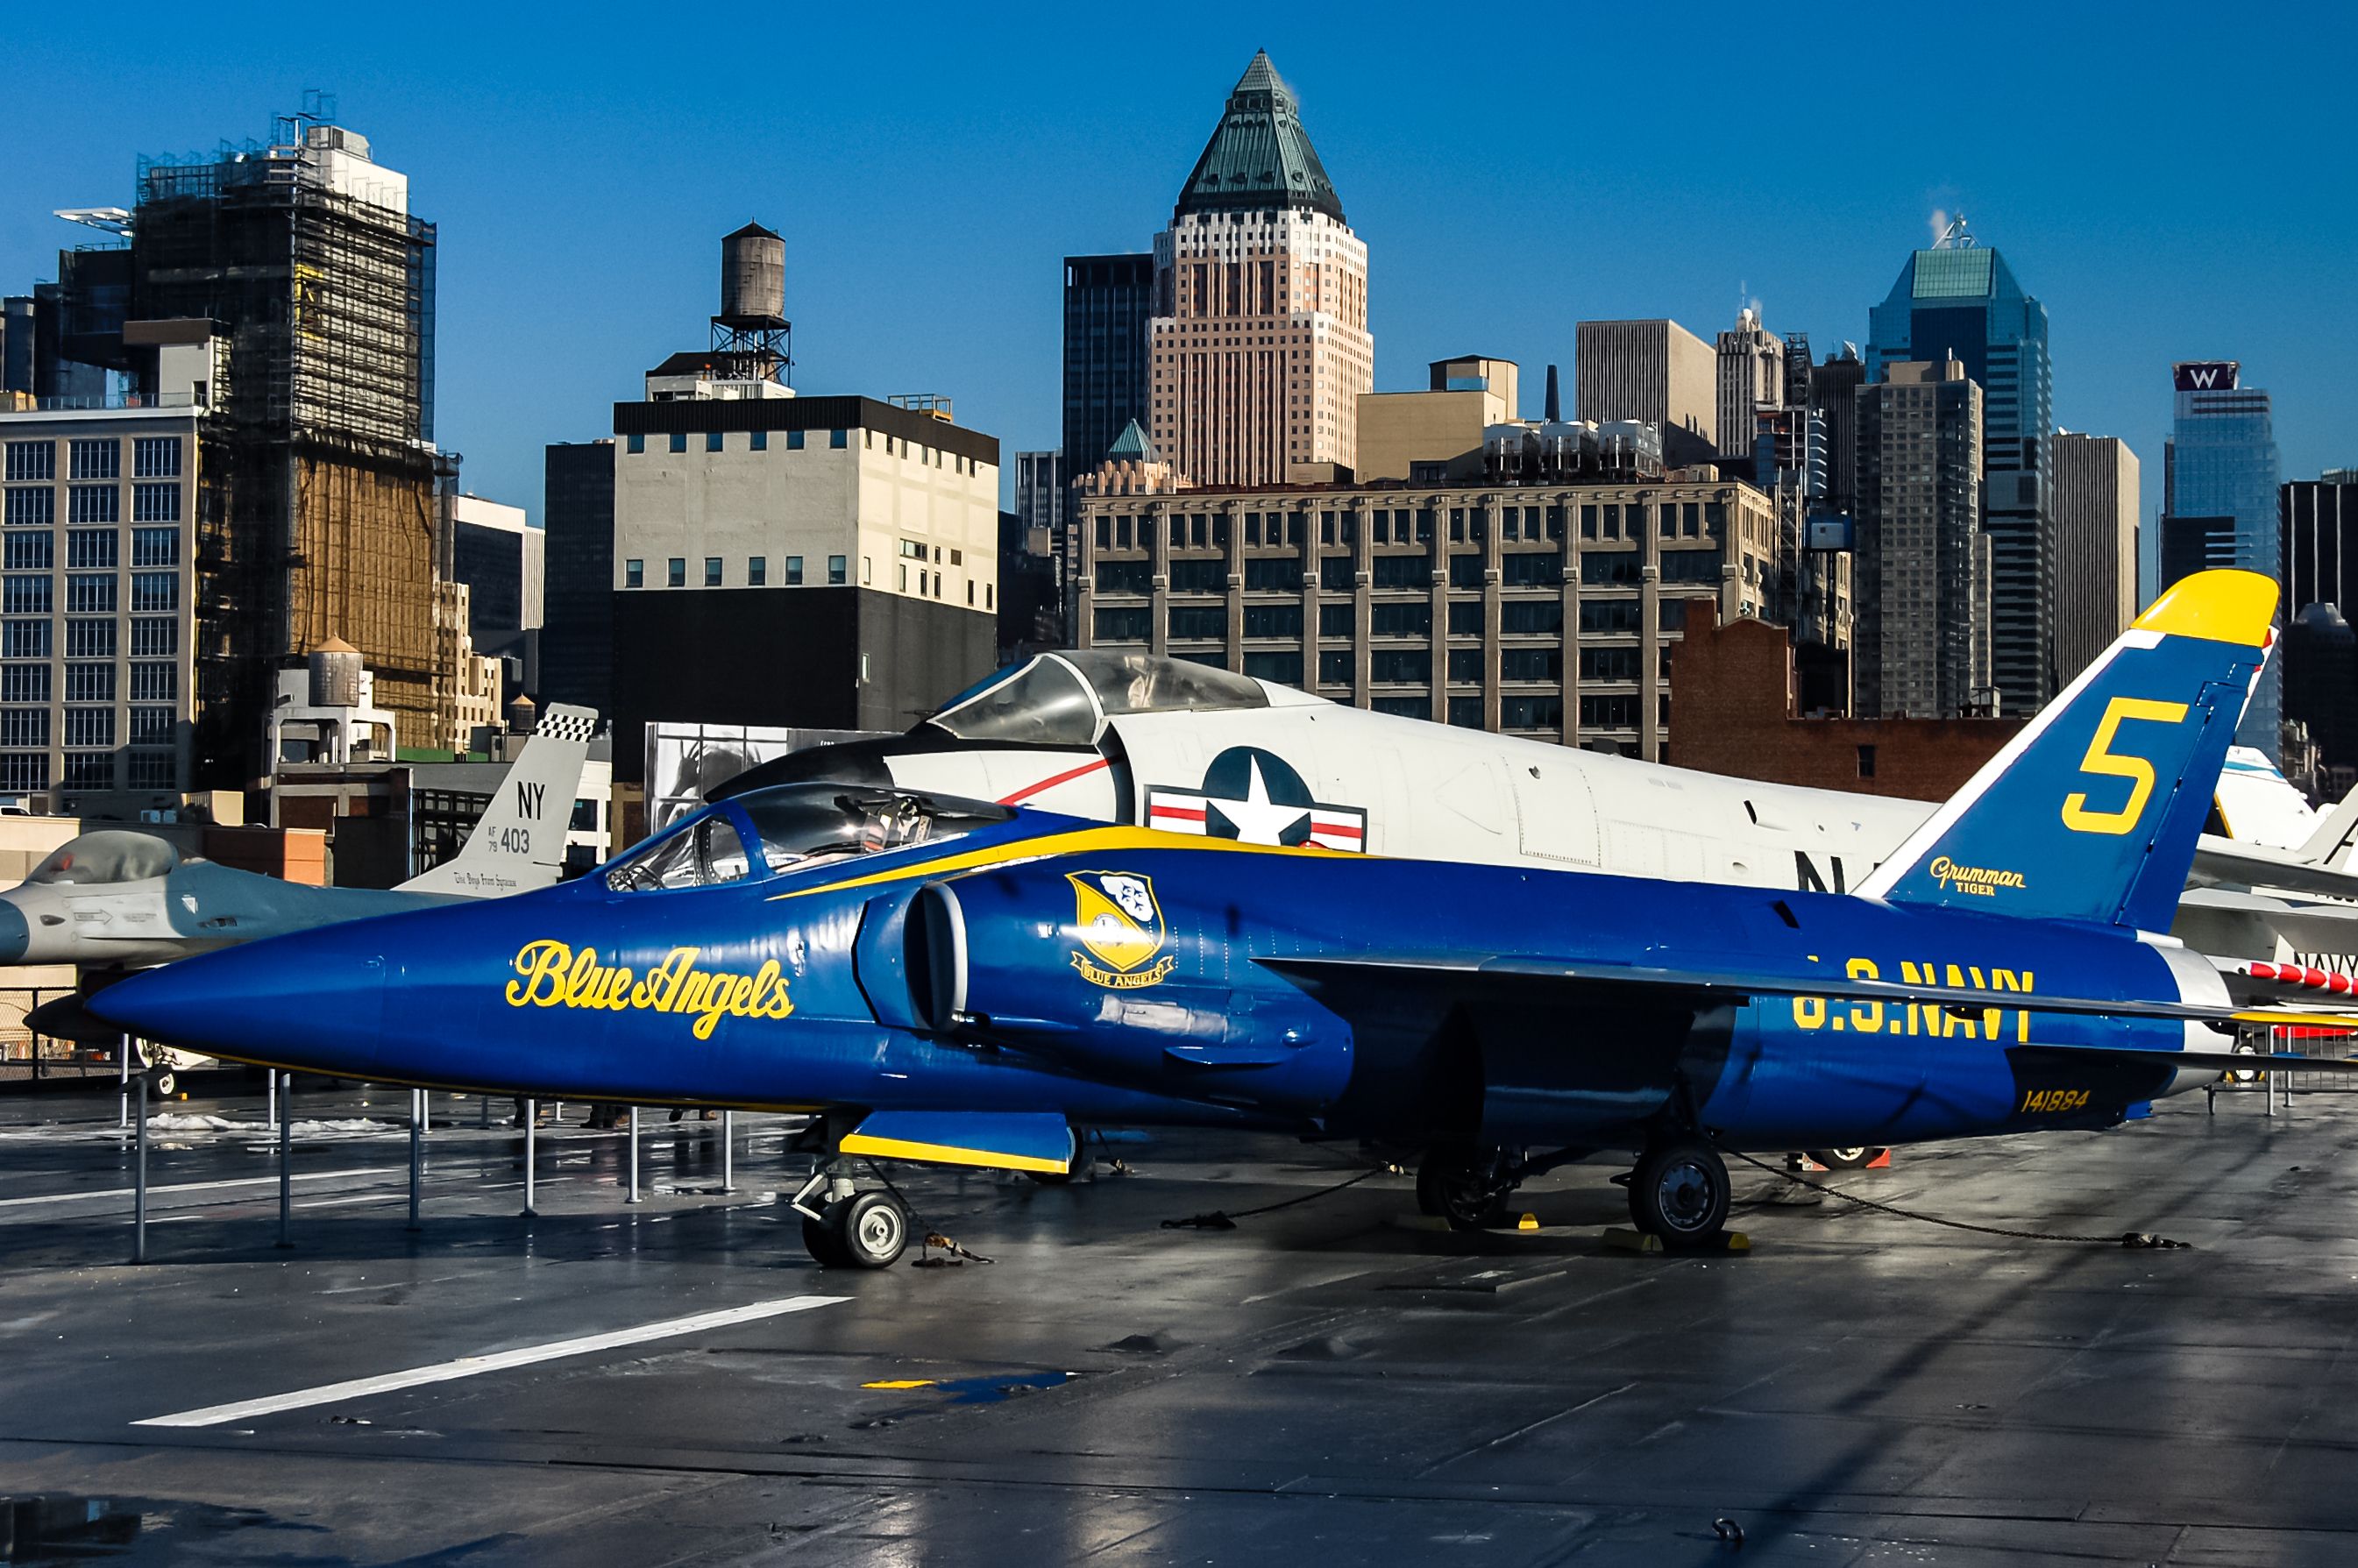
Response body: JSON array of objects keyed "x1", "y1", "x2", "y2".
[{"x1": 3, "y1": 1075, "x2": 2355, "y2": 1566}]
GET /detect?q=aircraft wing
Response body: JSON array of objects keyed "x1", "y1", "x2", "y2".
[
  {"x1": 1260, "y1": 953, "x2": 2358, "y2": 1040},
  {"x1": 2189, "y1": 834, "x2": 2358, "y2": 900},
  {"x1": 2176, "y1": 885, "x2": 2358, "y2": 964}
]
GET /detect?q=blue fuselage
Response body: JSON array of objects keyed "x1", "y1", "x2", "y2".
[{"x1": 91, "y1": 803, "x2": 2205, "y2": 1155}]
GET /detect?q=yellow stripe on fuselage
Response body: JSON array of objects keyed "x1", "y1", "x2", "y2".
[
  {"x1": 839, "y1": 1131, "x2": 1071, "y2": 1174},
  {"x1": 766, "y1": 825, "x2": 1333, "y2": 902}
]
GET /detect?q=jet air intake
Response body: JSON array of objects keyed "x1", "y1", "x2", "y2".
[{"x1": 904, "y1": 869, "x2": 1351, "y2": 1121}]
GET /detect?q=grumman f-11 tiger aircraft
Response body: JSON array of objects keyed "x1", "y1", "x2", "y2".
[
  {"x1": 85, "y1": 573, "x2": 2358, "y2": 1262},
  {"x1": 716, "y1": 638, "x2": 2358, "y2": 974}
]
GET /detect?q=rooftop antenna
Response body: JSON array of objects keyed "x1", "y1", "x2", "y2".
[{"x1": 1936, "y1": 213, "x2": 1975, "y2": 249}]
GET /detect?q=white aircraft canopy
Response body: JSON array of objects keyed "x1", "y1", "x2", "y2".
[
  {"x1": 928, "y1": 652, "x2": 1271, "y2": 748},
  {"x1": 28, "y1": 832, "x2": 182, "y2": 886}
]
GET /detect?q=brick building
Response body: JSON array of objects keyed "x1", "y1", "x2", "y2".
[{"x1": 1666, "y1": 600, "x2": 2020, "y2": 802}]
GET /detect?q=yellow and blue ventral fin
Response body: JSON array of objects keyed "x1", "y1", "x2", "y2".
[
  {"x1": 839, "y1": 1110, "x2": 1074, "y2": 1174},
  {"x1": 1855, "y1": 569, "x2": 2277, "y2": 932}
]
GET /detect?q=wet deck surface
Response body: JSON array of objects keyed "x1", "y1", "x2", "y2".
[{"x1": 1, "y1": 1076, "x2": 2354, "y2": 1564}]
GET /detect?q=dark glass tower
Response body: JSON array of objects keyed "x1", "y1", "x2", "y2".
[
  {"x1": 1867, "y1": 243, "x2": 2052, "y2": 715},
  {"x1": 540, "y1": 441, "x2": 615, "y2": 716},
  {"x1": 1061, "y1": 253, "x2": 1154, "y2": 480}
]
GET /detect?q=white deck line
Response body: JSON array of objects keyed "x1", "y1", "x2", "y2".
[{"x1": 133, "y1": 1295, "x2": 849, "y2": 1428}]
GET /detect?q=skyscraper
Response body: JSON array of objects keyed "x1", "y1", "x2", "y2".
[
  {"x1": 1866, "y1": 238, "x2": 2051, "y2": 714},
  {"x1": 2050, "y1": 433, "x2": 2139, "y2": 689},
  {"x1": 25, "y1": 110, "x2": 467, "y2": 781},
  {"x1": 1853, "y1": 358, "x2": 1987, "y2": 719},
  {"x1": 1061, "y1": 254, "x2": 1153, "y2": 479},
  {"x1": 1147, "y1": 53, "x2": 1372, "y2": 488},
  {"x1": 1813, "y1": 346, "x2": 1866, "y2": 519},
  {"x1": 2279, "y1": 473, "x2": 2358, "y2": 773},
  {"x1": 1715, "y1": 308, "x2": 1783, "y2": 465},
  {"x1": 540, "y1": 440, "x2": 615, "y2": 718},
  {"x1": 1574, "y1": 319, "x2": 1717, "y2": 466},
  {"x1": 2163, "y1": 361, "x2": 2281, "y2": 752}
]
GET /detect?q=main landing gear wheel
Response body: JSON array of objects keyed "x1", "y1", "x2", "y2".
[
  {"x1": 1417, "y1": 1146, "x2": 1513, "y2": 1232},
  {"x1": 1628, "y1": 1138, "x2": 1729, "y2": 1250},
  {"x1": 146, "y1": 1066, "x2": 177, "y2": 1100},
  {"x1": 1807, "y1": 1146, "x2": 1885, "y2": 1171}
]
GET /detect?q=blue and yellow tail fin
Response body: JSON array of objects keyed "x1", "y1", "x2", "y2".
[{"x1": 1855, "y1": 570, "x2": 2277, "y2": 930}]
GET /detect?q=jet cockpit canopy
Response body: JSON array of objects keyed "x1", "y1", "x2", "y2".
[
  {"x1": 26, "y1": 832, "x2": 181, "y2": 886},
  {"x1": 604, "y1": 784, "x2": 1012, "y2": 893},
  {"x1": 924, "y1": 651, "x2": 1270, "y2": 748}
]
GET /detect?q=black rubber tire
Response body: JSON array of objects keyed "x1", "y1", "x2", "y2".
[
  {"x1": 837, "y1": 1190, "x2": 910, "y2": 1269},
  {"x1": 1628, "y1": 1139, "x2": 1729, "y2": 1250},
  {"x1": 1806, "y1": 1146, "x2": 1885, "y2": 1171},
  {"x1": 148, "y1": 1067, "x2": 177, "y2": 1100},
  {"x1": 1420, "y1": 1146, "x2": 1507, "y2": 1232},
  {"x1": 801, "y1": 1206, "x2": 852, "y2": 1268}
]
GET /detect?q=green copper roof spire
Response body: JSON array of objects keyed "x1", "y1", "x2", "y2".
[
  {"x1": 1172, "y1": 51, "x2": 1346, "y2": 225},
  {"x1": 1107, "y1": 418, "x2": 1158, "y2": 462}
]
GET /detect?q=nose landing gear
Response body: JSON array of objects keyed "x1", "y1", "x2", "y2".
[
  {"x1": 1416, "y1": 1144, "x2": 1522, "y2": 1232},
  {"x1": 792, "y1": 1162, "x2": 910, "y2": 1269}
]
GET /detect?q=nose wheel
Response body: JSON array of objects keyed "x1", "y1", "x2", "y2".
[
  {"x1": 1627, "y1": 1137, "x2": 1729, "y2": 1250},
  {"x1": 1417, "y1": 1143, "x2": 1519, "y2": 1232},
  {"x1": 792, "y1": 1166, "x2": 911, "y2": 1269}
]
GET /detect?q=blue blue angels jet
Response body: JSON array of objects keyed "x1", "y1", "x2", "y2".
[{"x1": 87, "y1": 571, "x2": 2357, "y2": 1264}]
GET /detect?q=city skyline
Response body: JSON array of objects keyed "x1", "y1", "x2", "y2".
[{"x1": 4, "y1": 3, "x2": 2353, "y2": 527}]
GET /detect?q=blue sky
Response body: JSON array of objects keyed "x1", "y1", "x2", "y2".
[{"x1": 4, "y1": 2, "x2": 2350, "y2": 524}]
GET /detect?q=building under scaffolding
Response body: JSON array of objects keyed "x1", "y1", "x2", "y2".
[{"x1": 45, "y1": 103, "x2": 463, "y2": 784}]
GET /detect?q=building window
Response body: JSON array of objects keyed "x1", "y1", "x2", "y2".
[
  {"x1": 1448, "y1": 697, "x2": 1484, "y2": 728},
  {"x1": 68, "y1": 486, "x2": 118, "y2": 525},
  {"x1": 132, "y1": 437, "x2": 181, "y2": 478},
  {"x1": 63, "y1": 707, "x2": 115, "y2": 748},
  {"x1": 1242, "y1": 651, "x2": 1302, "y2": 685},
  {"x1": 65, "y1": 575, "x2": 114, "y2": 614},
  {"x1": 129, "y1": 706, "x2": 174, "y2": 743},
  {"x1": 788, "y1": 429, "x2": 806, "y2": 450},
  {"x1": 967, "y1": 580, "x2": 975, "y2": 605},
  {"x1": 1242, "y1": 602, "x2": 1302, "y2": 639},
  {"x1": 898, "y1": 564, "x2": 907, "y2": 592},
  {"x1": 0, "y1": 709, "x2": 46, "y2": 748},
  {"x1": 832, "y1": 556, "x2": 849, "y2": 585},
  {"x1": 4, "y1": 491, "x2": 53, "y2": 528},
  {"x1": 1, "y1": 666, "x2": 48, "y2": 702},
  {"x1": 132, "y1": 484, "x2": 180, "y2": 522},
  {"x1": 667, "y1": 558, "x2": 685, "y2": 588},
  {"x1": 4, "y1": 442, "x2": 54, "y2": 482},
  {"x1": 705, "y1": 557, "x2": 723, "y2": 587},
  {"x1": 829, "y1": 429, "x2": 848, "y2": 449},
  {"x1": 750, "y1": 430, "x2": 768, "y2": 452},
  {"x1": 748, "y1": 557, "x2": 766, "y2": 586},
  {"x1": 4, "y1": 578, "x2": 51, "y2": 615},
  {"x1": 1577, "y1": 598, "x2": 1639, "y2": 634},
  {"x1": 3, "y1": 533, "x2": 49, "y2": 571},
  {"x1": 3, "y1": 622, "x2": 49, "y2": 659},
  {"x1": 1318, "y1": 649, "x2": 1353, "y2": 685},
  {"x1": 1579, "y1": 646, "x2": 1637, "y2": 682},
  {"x1": 0, "y1": 756, "x2": 48, "y2": 791},
  {"x1": 706, "y1": 431, "x2": 724, "y2": 453},
  {"x1": 68, "y1": 439, "x2": 118, "y2": 480},
  {"x1": 64, "y1": 663, "x2": 114, "y2": 702},
  {"x1": 627, "y1": 434, "x2": 645, "y2": 454},
  {"x1": 1577, "y1": 694, "x2": 1636, "y2": 729},
  {"x1": 1447, "y1": 648, "x2": 1483, "y2": 683},
  {"x1": 67, "y1": 529, "x2": 117, "y2": 569},
  {"x1": 62, "y1": 754, "x2": 111, "y2": 789},
  {"x1": 860, "y1": 557, "x2": 870, "y2": 585},
  {"x1": 1509, "y1": 694, "x2": 1568, "y2": 729},
  {"x1": 129, "y1": 663, "x2": 176, "y2": 701},
  {"x1": 1370, "y1": 649, "x2": 1431, "y2": 685},
  {"x1": 623, "y1": 559, "x2": 644, "y2": 589},
  {"x1": 1857, "y1": 744, "x2": 1877, "y2": 779},
  {"x1": 1319, "y1": 602, "x2": 1354, "y2": 636},
  {"x1": 1370, "y1": 601, "x2": 1431, "y2": 638},
  {"x1": 785, "y1": 556, "x2": 804, "y2": 585},
  {"x1": 129, "y1": 572, "x2": 174, "y2": 613},
  {"x1": 65, "y1": 621, "x2": 114, "y2": 658},
  {"x1": 128, "y1": 751, "x2": 176, "y2": 789},
  {"x1": 131, "y1": 528, "x2": 178, "y2": 567},
  {"x1": 130, "y1": 618, "x2": 174, "y2": 656},
  {"x1": 668, "y1": 432, "x2": 687, "y2": 453},
  {"x1": 1093, "y1": 607, "x2": 1150, "y2": 642}
]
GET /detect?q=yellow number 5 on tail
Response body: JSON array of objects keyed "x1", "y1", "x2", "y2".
[{"x1": 2061, "y1": 696, "x2": 2190, "y2": 835}]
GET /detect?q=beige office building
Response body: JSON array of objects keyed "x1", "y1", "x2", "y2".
[
  {"x1": 1576, "y1": 319, "x2": 1718, "y2": 466},
  {"x1": 1148, "y1": 53, "x2": 1372, "y2": 489},
  {"x1": 1715, "y1": 309, "x2": 1785, "y2": 463},
  {"x1": 2051, "y1": 432, "x2": 2140, "y2": 686},
  {"x1": 1355, "y1": 357, "x2": 1518, "y2": 484},
  {"x1": 1072, "y1": 473, "x2": 1783, "y2": 762}
]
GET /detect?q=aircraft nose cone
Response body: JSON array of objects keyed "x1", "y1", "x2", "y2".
[
  {"x1": 88, "y1": 928, "x2": 387, "y2": 1075},
  {"x1": 0, "y1": 898, "x2": 26, "y2": 963}
]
